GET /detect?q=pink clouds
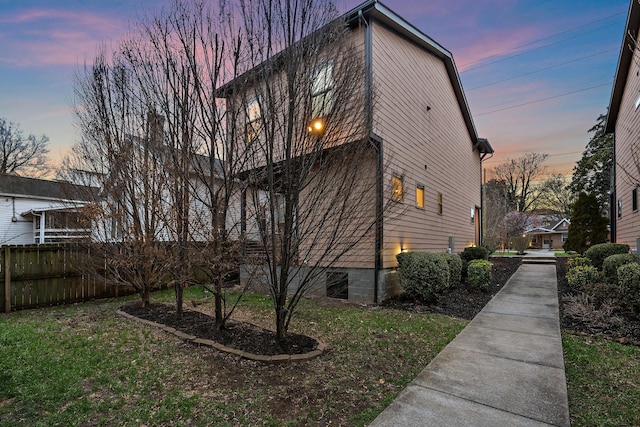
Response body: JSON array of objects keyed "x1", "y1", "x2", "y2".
[
  {"x1": 0, "y1": 9, "x2": 127, "y2": 67},
  {"x1": 455, "y1": 26, "x2": 542, "y2": 72}
]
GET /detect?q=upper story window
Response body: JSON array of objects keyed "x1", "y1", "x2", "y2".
[
  {"x1": 245, "y1": 97, "x2": 262, "y2": 141},
  {"x1": 311, "y1": 62, "x2": 334, "y2": 119},
  {"x1": 633, "y1": 187, "x2": 638, "y2": 212},
  {"x1": 437, "y1": 193, "x2": 443, "y2": 215}
]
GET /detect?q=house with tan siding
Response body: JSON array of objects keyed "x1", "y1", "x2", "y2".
[
  {"x1": 220, "y1": 0, "x2": 492, "y2": 302},
  {"x1": 606, "y1": 0, "x2": 640, "y2": 253}
]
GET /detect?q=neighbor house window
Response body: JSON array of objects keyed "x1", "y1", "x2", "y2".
[
  {"x1": 437, "y1": 193, "x2": 443, "y2": 215},
  {"x1": 633, "y1": 187, "x2": 638, "y2": 212},
  {"x1": 392, "y1": 174, "x2": 404, "y2": 202},
  {"x1": 245, "y1": 97, "x2": 262, "y2": 141},
  {"x1": 562, "y1": 233, "x2": 568, "y2": 242},
  {"x1": 311, "y1": 62, "x2": 334, "y2": 119},
  {"x1": 416, "y1": 184, "x2": 425, "y2": 208}
]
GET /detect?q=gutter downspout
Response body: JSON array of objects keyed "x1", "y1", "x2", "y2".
[{"x1": 362, "y1": 9, "x2": 382, "y2": 304}]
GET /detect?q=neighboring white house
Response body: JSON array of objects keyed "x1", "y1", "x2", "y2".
[{"x1": 0, "y1": 174, "x2": 96, "y2": 245}]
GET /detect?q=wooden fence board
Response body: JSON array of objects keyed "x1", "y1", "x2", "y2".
[{"x1": 0, "y1": 244, "x2": 136, "y2": 311}]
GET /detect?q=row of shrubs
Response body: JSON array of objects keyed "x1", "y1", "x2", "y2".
[
  {"x1": 566, "y1": 243, "x2": 640, "y2": 315},
  {"x1": 396, "y1": 247, "x2": 492, "y2": 302}
]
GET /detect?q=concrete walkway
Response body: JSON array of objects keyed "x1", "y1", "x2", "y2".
[{"x1": 369, "y1": 262, "x2": 570, "y2": 427}]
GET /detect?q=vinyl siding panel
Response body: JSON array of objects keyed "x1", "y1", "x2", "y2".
[
  {"x1": 0, "y1": 197, "x2": 65, "y2": 245},
  {"x1": 371, "y1": 22, "x2": 482, "y2": 267},
  {"x1": 614, "y1": 36, "x2": 640, "y2": 252}
]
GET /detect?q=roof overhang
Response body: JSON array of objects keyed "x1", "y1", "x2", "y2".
[
  {"x1": 21, "y1": 205, "x2": 88, "y2": 217},
  {"x1": 606, "y1": 0, "x2": 640, "y2": 133}
]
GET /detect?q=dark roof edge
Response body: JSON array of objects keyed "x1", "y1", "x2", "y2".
[{"x1": 606, "y1": 0, "x2": 640, "y2": 133}]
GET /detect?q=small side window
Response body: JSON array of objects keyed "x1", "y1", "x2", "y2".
[
  {"x1": 632, "y1": 187, "x2": 638, "y2": 212},
  {"x1": 437, "y1": 193, "x2": 443, "y2": 215},
  {"x1": 416, "y1": 184, "x2": 425, "y2": 208},
  {"x1": 245, "y1": 97, "x2": 262, "y2": 141},
  {"x1": 392, "y1": 174, "x2": 404, "y2": 202}
]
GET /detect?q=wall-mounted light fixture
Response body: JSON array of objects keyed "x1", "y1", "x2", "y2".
[{"x1": 307, "y1": 118, "x2": 325, "y2": 135}]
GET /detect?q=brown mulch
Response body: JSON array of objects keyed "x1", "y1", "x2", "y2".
[
  {"x1": 120, "y1": 256, "x2": 640, "y2": 357},
  {"x1": 121, "y1": 303, "x2": 318, "y2": 356},
  {"x1": 381, "y1": 257, "x2": 522, "y2": 320}
]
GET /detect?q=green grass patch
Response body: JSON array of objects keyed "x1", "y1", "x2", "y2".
[
  {"x1": 490, "y1": 250, "x2": 519, "y2": 257},
  {"x1": 563, "y1": 333, "x2": 640, "y2": 427},
  {"x1": 0, "y1": 290, "x2": 465, "y2": 426}
]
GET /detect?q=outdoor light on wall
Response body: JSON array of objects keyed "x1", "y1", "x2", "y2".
[{"x1": 307, "y1": 118, "x2": 325, "y2": 135}]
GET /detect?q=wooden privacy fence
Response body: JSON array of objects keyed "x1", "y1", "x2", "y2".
[{"x1": 1, "y1": 244, "x2": 132, "y2": 313}]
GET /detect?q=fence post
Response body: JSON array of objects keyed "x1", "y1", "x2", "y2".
[{"x1": 4, "y1": 246, "x2": 10, "y2": 313}]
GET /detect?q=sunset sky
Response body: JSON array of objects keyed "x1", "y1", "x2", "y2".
[{"x1": 0, "y1": 0, "x2": 630, "y2": 176}]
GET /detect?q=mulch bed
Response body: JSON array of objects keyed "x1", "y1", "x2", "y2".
[
  {"x1": 121, "y1": 303, "x2": 318, "y2": 356},
  {"x1": 121, "y1": 256, "x2": 639, "y2": 357},
  {"x1": 382, "y1": 257, "x2": 522, "y2": 320},
  {"x1": 556, "y1": 258, "x2": 640, "y2": 343}
]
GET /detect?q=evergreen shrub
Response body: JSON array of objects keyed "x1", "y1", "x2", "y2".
[
  {"x1": 566, "y1": 265, "x2": 601, "y2": 292},
  {"x1": 396, "y1": 252, "x2": 449, "y2": 302},
  {"x1": 584, "y1": 243, "x2": 630, "y2": 270},
  {"x1": 440, "y1": 253, "x2": 462, "y2": 288},
  {"x1": 467, "y1": 259, "x2": 492, "y2": 290},
  {"x1": 602, "y1": 253, "x2": 640, "y2": 284},
  {"x1": 618, "y1": 263, "x2": 640, "y2": 314}
]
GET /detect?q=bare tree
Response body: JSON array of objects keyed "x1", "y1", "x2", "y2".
[
  {"x1": 121, "y1": 0, "x2": 254, "y2": 323},
  {"x1": 0, "y1": 117, "x2": 50, "y2": 177},
  {"x1": 68, "y1": 50, "x2": 170, "y2": 307},
  {"x1": 493, "y1": 152, "x2": 550, "y2": 212},
  {"x1": 483, "y1": 178, "x2": 510, "y2": 249},
  {"x1": 538, "y1": 173, "x2": 575, "y2": 220},
  {"x1": 220, "y1": 0, "x2": 381, "y2": 341}
]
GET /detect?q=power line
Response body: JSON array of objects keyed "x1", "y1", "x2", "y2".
[
  {"x1": 459, "y1": 12, "x2": 625, "y2": 72},
  {"x1": 468, "y1": 47, "x2": 617, "y2": 91},
  {"x1": 475, "y1": 82, "x2": 611, "y2": 117},
  {"x1": 481, "y1": 145, "x2": 614, "y2": 165}
]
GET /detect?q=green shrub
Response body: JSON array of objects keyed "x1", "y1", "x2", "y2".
[
  {"x1": 566, "y1": 265, "x2": 601, "y2": 292},
  {"x1": 618, "y1": 263, "x2": 640, "y2": 315},
  {"x1": 567, "y1": 256, "x2": 592, "y2": 271},
  {"x1": 460, "y1": 246, "x2": 489, "y2": 262},
  {"x1": 467, "y1": 259, "x2": 492, "y2": 290},
  {"x1": 460, "y1": 246, "x2": 489, "y2": 281},
  {"x1": 584, "y1": 243, "x2": 630, "y2": 270},
  {"x1": 396, "y1": 252, "x2": 450, "y2": 302},
  {"x1": 602, "y1": 254, "x2": 640, "y2": 284},
  {"x1": 440, "y1": 253, "x2": 462, "y2": 288}
]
